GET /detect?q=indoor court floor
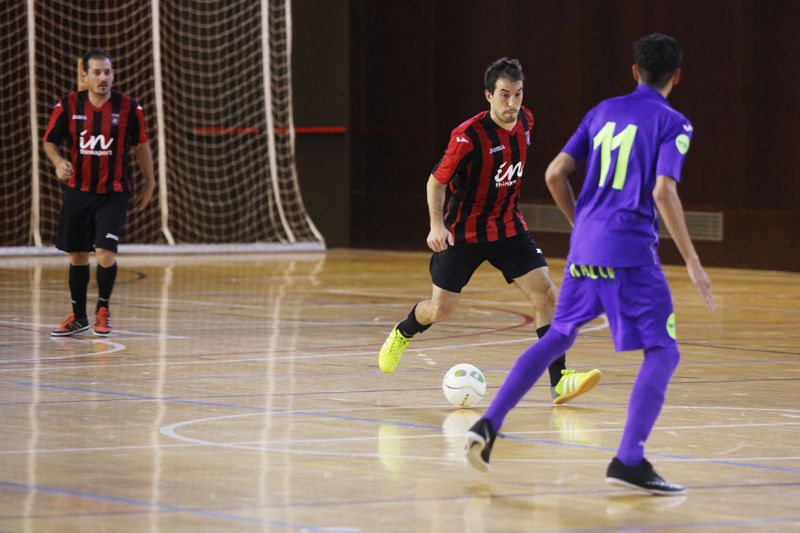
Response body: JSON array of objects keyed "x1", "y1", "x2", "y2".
[{"x1": 0, "y1": 249, "x2": 798, "y2": 532}]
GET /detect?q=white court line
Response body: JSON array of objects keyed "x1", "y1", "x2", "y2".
[
  {"x1": 155, "y1": 406, "x2": 800, "y2": 463},
  {"x1": 0, "y1": 339, "x2": 127, "y2": 363},
  {"x1": 159, "y1": 413, "x2": 456, "y2": 464},
  {"x1": 0, "y1": 316, "x2": 609, "y2": 374},
  {"x1": 0, "y1": 404, "x2": 797, "y2": 459},
  {"x1": 0, "y1": 320, "x2": 188, "y2": 340},
  {"x1": 0, "y1": 337, "x2": 539, "y2": 373},
  {"x1": 506, "y1": 421, "x2": 800, "y2": 436}
]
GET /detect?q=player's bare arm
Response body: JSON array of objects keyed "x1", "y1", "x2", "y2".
[
  {"x1": 43, "y1": 142, "x2": 73, "y2": 182},
  {"x1": 426, "y1": 175, "x2": 453, "y2": 252},
  {"x1": 653, "y1": 175, "x2": 715, "y2": 310},
  {"x1": 133, "y1": 142, "x2": 155, "y2": 211},
  {"x1": 545, "y1": 152, "x2": 578, "y2": 226}
]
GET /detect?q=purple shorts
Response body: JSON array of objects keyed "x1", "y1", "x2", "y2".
[{"x1": 551, "y1": 264, "x2": 677, "y2": 352}]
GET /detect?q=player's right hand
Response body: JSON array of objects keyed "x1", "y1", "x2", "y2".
[
  {"x1": 55, "y1": 160, "x2": 73, "y2": 181},
  {"x1": 427, "y1": 226, "x2": 454, "y2": 253}
]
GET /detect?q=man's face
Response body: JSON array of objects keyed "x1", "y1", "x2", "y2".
[
  {"x1": 486, "y1": 77, "x2": 523, "y2": 126},
  {"x1": 83, "y1": 58, "x2": 114, "y2": 99}
]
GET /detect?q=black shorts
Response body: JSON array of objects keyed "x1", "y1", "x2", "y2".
[
  {"x1": 56, "y1": 187, "x2": 130, "y2": 253},
  {"x1": 429, "y1": 233, "x2": 549, "y2": 293}
]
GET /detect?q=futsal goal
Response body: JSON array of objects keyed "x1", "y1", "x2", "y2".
[{"x1": 1, "y1": 0, "x2": 324, "y2": 255}]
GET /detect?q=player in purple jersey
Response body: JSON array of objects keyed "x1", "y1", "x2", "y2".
[{"x1": 465, "y1": 34, "x2": 715, "y2": 495}]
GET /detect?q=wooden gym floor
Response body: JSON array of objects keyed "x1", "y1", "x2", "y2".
[{"x1": 0, "y1": 249, "x2": 798, "y2": 532}]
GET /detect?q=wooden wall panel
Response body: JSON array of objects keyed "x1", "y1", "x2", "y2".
[{"x1": 347, "y1": 0, "x2": 800, "y2": 270}]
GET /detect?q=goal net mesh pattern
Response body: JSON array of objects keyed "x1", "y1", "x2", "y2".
[{"x1": 0, "y1": 0, "x2": 323, "y2": 252}]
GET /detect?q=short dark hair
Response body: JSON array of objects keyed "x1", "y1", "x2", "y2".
[
  {"x1": 633, "y1": 33, "x2": 682, "y2": 88},
  {"x1": 484, "y1": 57, "x2": 524, "y2": 93},
  {"x1": 81, "y1": 48, "x2": 113, "y2": 72}
]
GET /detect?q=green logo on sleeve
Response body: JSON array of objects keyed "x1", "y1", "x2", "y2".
[
  {"x1": 666, "y1": 312, "x2": 677, "y2": 339},
  {"x1": 675, "y1": 134, "x2": 690, "y2": 155}
]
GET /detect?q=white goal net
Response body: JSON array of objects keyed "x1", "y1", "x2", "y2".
[{"x1": 1, "y1": 0, "x2": 324, "y2": 254}]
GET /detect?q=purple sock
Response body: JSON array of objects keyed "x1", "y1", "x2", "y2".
[
  {"x1": 484, "y1": 329, "x2": 577, "y2": 432},
  {"x1": 616, "y1": 345, "x2": 680, "y2": 466}
]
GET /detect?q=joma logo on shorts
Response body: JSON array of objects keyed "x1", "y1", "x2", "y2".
[{"x1": 105, "y1": 233, "x2": 119, "y2": 241}]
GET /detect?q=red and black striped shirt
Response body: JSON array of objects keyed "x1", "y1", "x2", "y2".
[
  {"x1": 432, "y1": 106, "x2": 534, "y2": 244},
  {"x1": 43, "y1": 90, "x2": 148, "y2": 194}
]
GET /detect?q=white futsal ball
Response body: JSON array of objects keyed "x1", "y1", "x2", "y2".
[{"x1": 442, "y1": 363, "x2": 486, "y2": 407}]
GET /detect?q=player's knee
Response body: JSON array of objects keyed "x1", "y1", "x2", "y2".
[
  {"x1": 543, "y1": 282, "x2": 558, "y2": 309},
  {"x1": 532, "y1": 282, "x2": 558, "y2": 317},
  {"x1": 646, "y1": 344, "x2": 680, "y2": 373},
  {"x1": 95, "y1": 248, "x2": 117, "y2": 268},
  {"x1": 69, "y1": 252, "x2": 90, "y2": 266},
  {"x1": 537, "y1": 327, "x2": 577, "y2": 357},
  {"x1": 428, "y1": 303, "x2": 455, "y2": 322}
]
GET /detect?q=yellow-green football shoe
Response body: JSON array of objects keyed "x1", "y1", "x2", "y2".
[
  {"x1": 378, "y1": 326, "x2": 410, "y2": 373},
  {"x1": 551, "y1": 368, "x2": 602, "y2": 405}
]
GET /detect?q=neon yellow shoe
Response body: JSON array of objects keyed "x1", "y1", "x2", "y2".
[
  {"x1": 551, "y1": 368, "x2": 602, "y2": 405},
  {"x1": 378, "y1": 326, "x2": 410, "y2": 373}
]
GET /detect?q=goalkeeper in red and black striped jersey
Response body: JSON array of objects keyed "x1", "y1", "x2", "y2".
[{"x1": 43, "y1": 48, "x2": 155, "y2": 338}]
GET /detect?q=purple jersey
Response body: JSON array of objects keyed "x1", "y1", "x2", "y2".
[{"x1": 561, "y1": 84, "x2": 693, "y2": 266}]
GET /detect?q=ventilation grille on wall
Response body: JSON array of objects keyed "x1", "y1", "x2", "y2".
[{"x1": 520, "y1": 204, "x2": 723, "y2": 241}]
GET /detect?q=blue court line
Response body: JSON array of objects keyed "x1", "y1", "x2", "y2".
[
  {"x1": 0, "y1": 481, "x2": 327, "y2": 530},
  {"x1": 8, "y1": 380, "x2": 800, "y2": 475},
  {"x1": 5, "y1": 480, "x2": 798, "y2": 526},
  {"x1": 498, "y1": 433, "x2": 800, "y2": 474}
]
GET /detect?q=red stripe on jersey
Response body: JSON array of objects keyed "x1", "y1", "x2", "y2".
[
  {"x1": 498, "y1": 125, "x2": 527, "y2": 238},
  {"x1": 478, "y1": 122, "x2": 500, "y2": 242},
  {"x1": 97, "y1": 105, "x2": 112, "y2": 193},
  {"x1": 42, "y1": 101, "x2": 64, "y2": 141},
  {"x1": 114, "y1": 96, "x2": 132, "y2": 192},
  {"x1": 80, "y1": 104, "x2": 95, "y2": 192},
  {"x1": 432, "y1": 131, "x2": 473, "y2": 184},
  {"x1": 467, "y1": 120, "x2": 497, "y2": 243},
  {"x1": 68, "y1": 93, "x2": 80, "y2": 189},
  {"x1": 134, "y1": 104, "x2": 148, "y2": 144}
]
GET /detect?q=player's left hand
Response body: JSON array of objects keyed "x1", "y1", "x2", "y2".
[
  {"x1": 135, "y1": 182, "x2": 155, "y2": 211},
  {"x1": 687, "y1": 257, "x2": 715, "y2": 310}
]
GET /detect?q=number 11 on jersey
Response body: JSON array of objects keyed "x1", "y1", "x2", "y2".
[{"x1": 593, "y1": 121, "x2": 638, "y2": 190}]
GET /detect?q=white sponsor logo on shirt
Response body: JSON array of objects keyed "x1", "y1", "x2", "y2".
[
  {"x1": 494, "y1": 161, "x2": 525, "y2": 188},
  {"x1": 79, "y1": 130, "x2": 114, "y2": 156}
]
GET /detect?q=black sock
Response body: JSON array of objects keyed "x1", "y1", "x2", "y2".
[
  {"x1": 69, "y1": 265, "x2": 90, "y2": 320},
  {"x1": 396, "y1": 304, "x2": 432, "y2": 338},
  {"x1": 538, "y1": 325, "x2": 566, "y2": 386},
  {"x1": 96, "y1": 263, "x2": 118, "y2": 312}
]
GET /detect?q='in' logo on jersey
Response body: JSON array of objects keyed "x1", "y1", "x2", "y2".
[{"x1": 494, "y1": 161, "x2": 524, "y2": 187}]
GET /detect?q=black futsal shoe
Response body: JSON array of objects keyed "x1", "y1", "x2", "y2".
[
  {"x1": 465, "y1": 417, "x2": 497, "y2": 472},
  {"x1": 606, "y1": 457, "x2": 687, "y2": 496}
]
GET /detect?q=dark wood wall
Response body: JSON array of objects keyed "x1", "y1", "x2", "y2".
[{"x1": 347, "y1": 0, "x2": 800, "y2": 271}]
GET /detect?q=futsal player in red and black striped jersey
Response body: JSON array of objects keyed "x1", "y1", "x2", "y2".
[
  {"x1": 378, "y1": 58, "x2": 601, "y2": 404},
  {"x1": 43, "y1": 48, "x2": 155, "y2": 337}
]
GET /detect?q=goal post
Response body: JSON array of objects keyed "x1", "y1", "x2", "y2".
[{"x1": 1, "y1": 0, "x2": 324, "y2": 255}]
